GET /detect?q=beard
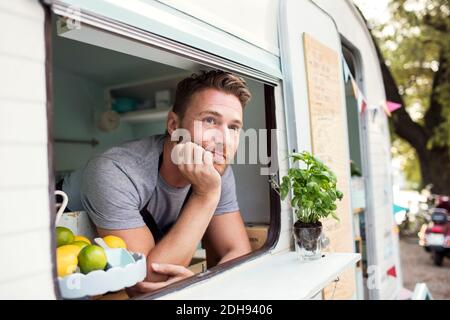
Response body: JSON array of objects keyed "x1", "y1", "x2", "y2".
[{"x1": 203, "y1": 143, "x2": 230, "y2": 176}]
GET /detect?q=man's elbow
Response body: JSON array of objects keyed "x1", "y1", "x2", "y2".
[
  {"x1": 236, "y1": 243, "x2": 252, "y2": 256},
  {"x1": 234, "y1": 237, "x2": 252, "y2": 255},
  {"x1": 223, "y1": 244, "x2": 252, "y2": 262},
  {"x1": 240, "y1": 238, "x2": 252, "y2": 255}
]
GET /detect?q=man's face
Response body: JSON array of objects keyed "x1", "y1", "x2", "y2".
[{"x1": 179, "y1": 88, "x2": 243, "y2": 175}]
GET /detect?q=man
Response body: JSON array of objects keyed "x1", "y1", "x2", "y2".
[{"x1": 61, "y1": 70, "x2": 252, "y2": 294}]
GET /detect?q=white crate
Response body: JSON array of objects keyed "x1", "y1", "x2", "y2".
[{"x1": 57, "y1": 211, "x2": 98, "y2": 240}]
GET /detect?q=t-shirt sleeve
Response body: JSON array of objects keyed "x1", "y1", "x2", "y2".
[
  {"x1": 80, "y1": 157, "x2": 146, "y2": 230},
  {"x1": 214, "y1": 166, "x2": 240, "y2": 215}
]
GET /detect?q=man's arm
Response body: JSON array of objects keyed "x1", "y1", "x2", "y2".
[
  {"x1": 98, "y1": 142, "x2": 221, "y2": 283},
  {"x1": 97, "y1": 225, "x2": 155, "y2": 257},
  {"x1": 148, "y1": 191, "x2": 220, "y2": 281},
  {"x1": 96, "y1": 224, "x2": 198, "y2": 295},
  {"x1": 202, "y1": 211, "x2": 252, "y2": 268},
  {"x1": 97, "y1": 189, "x2": 219, "y2": 283}
]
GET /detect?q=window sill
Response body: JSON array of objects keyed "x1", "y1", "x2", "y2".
[{"x1": 155, "y1": 252, "x2": 360, "y2": 300}]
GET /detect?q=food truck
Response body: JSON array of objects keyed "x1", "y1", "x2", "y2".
[{"x1": 0, "y1": 0, "x2": 403, "y2": 299}]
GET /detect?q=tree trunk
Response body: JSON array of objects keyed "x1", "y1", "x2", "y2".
[{"x1": 417, "y1": 147, "x2": 450, "y2": 195}]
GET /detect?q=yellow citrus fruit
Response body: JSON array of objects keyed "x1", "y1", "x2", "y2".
[
  {"x1": 58, "y1": 244, "x2": 83, "y2": 257},
  {"x1": 56, "y1": 226, "x2": 74, "y2": 247},
  {"x1": 72, "y1": 241, "x2": 90, "y2": 251},
  {"x1": 56, "y1": 245, "x2": 79, "y2": 277},
  {"x1": 103, "y1": 235, "x2": 127, "y2": 249},
  {"x1": 73, "y1": 235, "x2": 91, "y2": 245},
  {"x1": 78, "y1": 245, "x2": 107, "y2": 274}
]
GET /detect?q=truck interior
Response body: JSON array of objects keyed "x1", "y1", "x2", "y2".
[{"x1": 50, "y1": 13, "x2": 278, "y2": 299}]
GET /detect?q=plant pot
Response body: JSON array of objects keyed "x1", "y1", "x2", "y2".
[{"x1": 293, "y1": 221, "x2": 323, "y2": 261}]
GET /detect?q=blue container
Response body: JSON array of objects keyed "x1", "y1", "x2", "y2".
[{"x1": 112, "y1": 97, "x2": 138, "y2": 113}]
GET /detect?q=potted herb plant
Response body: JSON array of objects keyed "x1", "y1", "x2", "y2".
[{"x1": 272, "y1": 151, "x2": 343, "y2": 260}]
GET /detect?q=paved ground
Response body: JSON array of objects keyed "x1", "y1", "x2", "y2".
[{"x1": 400, "y1": 237, "x2": 450, "y2": 299}]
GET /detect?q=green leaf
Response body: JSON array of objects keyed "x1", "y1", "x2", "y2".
[{"x1": 279, "y1": 151, "x2": 344, "y2": 223}]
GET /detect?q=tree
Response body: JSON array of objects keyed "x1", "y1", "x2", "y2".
[{"x1": 360, "y1": 0, "x2": 449, "y2": 194}]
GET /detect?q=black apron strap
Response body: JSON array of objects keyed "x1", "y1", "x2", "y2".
[
  {"x1": 139, "y1": 150, "x2": 192, "y2": 243},
  {"x1": 140, "y1": 203, "x2": 165, "y2": 243}
]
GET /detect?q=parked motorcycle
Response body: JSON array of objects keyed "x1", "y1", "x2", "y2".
[{"x1": 418, "y1": 206, "x2": 450, "y2": 266}]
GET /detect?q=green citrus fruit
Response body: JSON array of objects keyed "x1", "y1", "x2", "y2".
[
  {"x1": 55, "y1": 226, "x2": 74, "y2": 247},
  {"x1": 78, "y1": 245, "x2": 108, "y2": 274}
]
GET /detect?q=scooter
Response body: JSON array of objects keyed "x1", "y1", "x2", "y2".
[{"x1": 418, "y1": 207, "x2": 450, "y2": 266}]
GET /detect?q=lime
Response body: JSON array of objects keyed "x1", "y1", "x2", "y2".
[
  {"x1": 55, "y1": 226, "x2": 74, "y2": 247},
  {"x1": 73, "y1": 235, "x2": 91, "y2": 245},
  {"x1": 78, "y1": 245, "x2": 108, "y2": 274},
  {"x1": 103, "y1": 235, "x2": 127, "y2": 249},
  {"x1": 56, "y1": 245, "x2": 79, "y2": 277}
]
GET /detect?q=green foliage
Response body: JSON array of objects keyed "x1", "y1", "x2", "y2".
[
  {"x1": 372, "y1": 0, "x2": 449, "y2": 126},
  {"x1": 279, "y1": 152, "x2": 343, "y2": 224},
  {"x1": 366, "y1": 0, "x2": 450, "y2": 188}
]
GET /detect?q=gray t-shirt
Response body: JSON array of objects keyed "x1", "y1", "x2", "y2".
[{"x1": 62, "y1": 134, "x2": 239, "y2": 231}]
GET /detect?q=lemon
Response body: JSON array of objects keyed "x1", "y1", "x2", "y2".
[
  {"x1": 59, "y1": 244, "x2": 84, "y2": 256},
  {"x1": 78, "y1": 245, "x2": 107, "y2": 274},
  {"x1": 55, "y1": 226, "x2": 74, "y2": 247},
  {"x1": 103, "y1": 235, "x2": 127, "y2": 249},
  {"x1": 73, "y1": 235, "x2": 91, "y2": 245},
  {"x1": 56, "y1": 245, "x2": 79, "y2": 277},
  {"x1": 72, "y1": 241, "x2": 90, "y2": 251}
]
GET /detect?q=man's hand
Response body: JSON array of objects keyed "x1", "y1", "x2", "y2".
[
  {"x1": 172, "y1": 142, "x2": 221, "y2": 197},
  {"x1": 126, "y1": 263, "x2": 195, "y2": 297}
]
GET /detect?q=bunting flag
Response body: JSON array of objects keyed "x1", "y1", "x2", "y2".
[
  {"x1": 381, "y1": 100, "x2": 392, "y2": 117},
  {"x1": 356, "y1": 92, "x2": 367, "y2": 114},
  {"x1": 342, "y1": 57, "x2": 368, "y2": 115},
  {"x1": 361, "y1": 98, "x2": 367, "y2": 114},
  {"x1": 351, "y1": 78, "x2": 360, "y2": 100},
  {"x1": 342, "y1": 56, "x2": 403, "y2": 118},
  {"x1": 387, "y1": 266, "x2": 397, "y2": 278},
  {"x1": 386, "y1": 101, "x2": 402, "y2": 113},
  {"x1": 343, "y1": 58, "x2": 351, "y2": 83},
  {"x1": 381, "y1": 100, "x2": 403, "y2": 117},
  {"x1": 356, "y1": 93, "x2": 362, "y2": 111}
]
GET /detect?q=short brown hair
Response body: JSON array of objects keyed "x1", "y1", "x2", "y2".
[{"x1": 172, "y1": 70, "x2": 252, "y2": 120}]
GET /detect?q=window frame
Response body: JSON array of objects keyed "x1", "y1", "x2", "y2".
[
  {"x1": 44, "y1": 5, "x2": 281, "y2": 300},
  {"x1": 44, "y1": 4, "x2": 62, "y2": 300},
  {"x1": 340, "y1": 36, "x2": 374, "y2": 291}
]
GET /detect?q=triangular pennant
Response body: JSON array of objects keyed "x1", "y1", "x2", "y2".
[
  {"x1": 351, "y1": 79, "x2": 359, "y2": 99},
  {"x1": 357, "y1": 93, "x2": 363, "y2": 112},
  {"x1": 356, "y1": 92, "x2": 367, "y2": 114},
  {"x1": 381, "y1": 100, "x2": 392, "y2": 117},
  {"x1": 386, "y1": 101, "x2": 402, "y2": 113},
  {"x1": 360, "y1": 97, "x2": 367, "y2": 114},
  {"x1": 342, "y1": 58, "x2": 351, "y2": 83},
  {"x1": 387, "y1": 266, "x2": 397, "y2": 278}
]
